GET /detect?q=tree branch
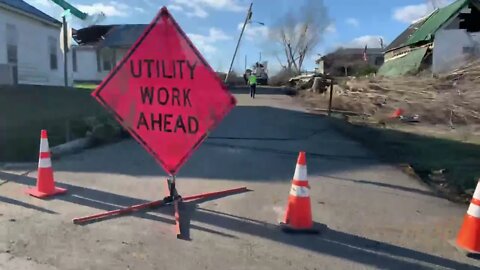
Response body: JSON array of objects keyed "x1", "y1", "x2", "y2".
[{"x1": 268, "y1": 0, "x2": 330, "y2": 75}]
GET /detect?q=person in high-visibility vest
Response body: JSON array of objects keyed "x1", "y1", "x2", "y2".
[{"x1": 248, "y1": 74, "x2": 257, "y2": 99}]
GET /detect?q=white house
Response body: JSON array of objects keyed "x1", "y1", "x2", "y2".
[
  {"x1": 0, "y1": 0, "x2": 73, "y2": 86},
  {"x1": 72, "y1": 24, "x2": 146, "y2": 82}
]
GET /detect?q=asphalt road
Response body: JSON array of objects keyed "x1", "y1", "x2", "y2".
[{"x1": 1, "y1": 86, "x2": 479, "y2": 269}]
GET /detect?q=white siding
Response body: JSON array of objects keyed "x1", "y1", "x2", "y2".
[
  {"x1": 0, "y1": 6, "x2": 73, "y2": 86},
  {"x1": 73, "y1": 48, "x2": 100, "y2": 81},
  {"x1": 433, "y1": 29, "x2": 480, "y2": 74},
  {"x1": 0, "y1": 18, "x2": 5, "y2": 64},
  {"x1": 73, "y1": 47, "x2": 129, "y2": 82}
]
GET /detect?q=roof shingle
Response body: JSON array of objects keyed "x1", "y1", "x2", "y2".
[{"x1": 0, "y1": 0, "x2": 60, "y2": 25}]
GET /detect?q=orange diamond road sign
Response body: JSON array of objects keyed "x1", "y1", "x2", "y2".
[{"x1": 92, "y1": 7, "x2": 236, "y2": 175}]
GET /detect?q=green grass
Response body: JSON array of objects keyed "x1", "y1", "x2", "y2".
[
  {"x1": 329, "y1": 118, "x2": 480, "y2": 198},
  {"x1": 0, "y1": 84, "x2": 109, "y2": 161}
]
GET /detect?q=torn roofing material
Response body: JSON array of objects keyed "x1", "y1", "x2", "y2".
[
  {"x1": 74, "y1": 24, "x2": 148, "y2": 48},
  {"x1": 99, "y1": 24, "x2": 147, "y2": 48},
  {"x1": 385, "y1": 16, "x2": 430, "y2": 52},
  {"x1": 377, "y1": 47, "x2": 428, "y2": 77},
  {"x1": 74, "y1": 25, "x2": 115, "y2": 45},
  {"x1": 406, "y1": 0, "x2": 469, "y2": 45},
  {"x1": 0, "y1": 0, "x2": 61, "y2": 25},
  {"x1": 386, "y1": 0, "x2": 470, "y2": 52}
]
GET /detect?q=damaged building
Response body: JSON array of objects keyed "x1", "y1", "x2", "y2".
[
  {"x1": 316, "y1": 48, "x2": 384, "y2": 76},
  {"x1": 379, "y1": 0, "x2": 480, "y2": 76},
  {"x1": 72, "y1": 24, "x2": 147, "y2": 82}
]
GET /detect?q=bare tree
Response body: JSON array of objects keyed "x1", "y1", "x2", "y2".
[{"x1": 269, "y1": 0, "x2": 330, "y2": 74}]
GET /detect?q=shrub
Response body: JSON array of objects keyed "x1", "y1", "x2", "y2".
[{"x1": 269, "y1": 69, "x2": 298, "y2": 86}]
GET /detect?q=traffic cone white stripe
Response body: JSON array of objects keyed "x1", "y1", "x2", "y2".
[
  {"x1": 38, "y1": 158, "x2": 52, "y2": 168},
  {"x1": 289, "y1": 184, "x2": 310, "y2": 197},
  {"x1": 467, "y1": 181, "x2": 480, "y2": 218},
  {"x1": 473, "y1": 182, "x2": 480, "y2": 200},
  {"x1": 467, "y1": 203, "x2": 480, "y2": 218},
  {"x1": 40, "y1": 138, "x2": 49, "y2": 152},
  {"x1": 293, "y1": 165, "x2": 307, "y2": 181}
]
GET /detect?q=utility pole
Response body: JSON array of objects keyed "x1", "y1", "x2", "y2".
[
  {"x1": 62, "y1": 15, "x2": 68, "y2": 87},
  {"x1": 259, "y1": 52, "x2": 262, "y2": 62},
  {"x1": 225, "y1": 2, "x2": 252, "y2": 83}
]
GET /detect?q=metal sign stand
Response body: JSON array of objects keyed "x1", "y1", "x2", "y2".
[{"x1": 73, "y1": 176, "x2": 247, "y2": 239}]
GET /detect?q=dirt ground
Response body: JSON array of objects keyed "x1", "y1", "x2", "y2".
[
  {"x1": 297, "y1": 70, "x2": 480, "y2": 200},
  {"x1": 301, "y1": 61, "x2": 480, "y2": 127},
  {"x1": 1, "y1": 87, "x2": 480, "y2": 269}
]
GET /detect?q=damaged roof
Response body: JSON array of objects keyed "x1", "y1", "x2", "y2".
[
  {"x1": 385, "y1": 16, "x2": 430, "y2": 52},
  {"x1": 329, "y1": 48, "x2": 383, "y2": 55},
  {"x1": 386, "y1": 0, "x2": 470, "y2": 52},
  {"x1": 74, "y1": 25, "x2": 114, "y2": 45},
  {"x1": 74, "y1": 24, "x2": 148, "y2": 48},
  {"x1": 407, "y1": 0, "x2": 469, "y2": 45},
  {"x1": 378, "y1": 47, "x2": 428, "y2": 76},
  {"x1": 0, "y1": 0, "x2": 61, "y2": 25},
  {"x1": 321, "y1": 48, "x2": 383, "y2": 61},
  {"x1": 99, "y1": 24, "x2": 147, "y2": 48}
]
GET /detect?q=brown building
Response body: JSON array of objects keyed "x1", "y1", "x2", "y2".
[{"x1": 315, "y1": 48, "x2": 384, "y2": 76}]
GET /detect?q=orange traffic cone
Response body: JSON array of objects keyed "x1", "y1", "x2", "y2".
[
  {"x1": 456, "y1": 180, "x2": 480, "y2": 253},
  {"x1": 389, "y1": 108, "x2": 404, "y2": 119},
  {"x1": 26, "y1": 130, "x2": 67, "y2": 198},
  {"x1": 280, "y1": 152, "x2": 318, "y2": 234}
]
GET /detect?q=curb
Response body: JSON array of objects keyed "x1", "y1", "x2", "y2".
[
  {"x1": 0, "y1": 162, "x2": 36, "y2": 171},
  {"x1": 50, "y1": 136, "x2": 94, "y2": 159},
  {"x1": 0, "y1": 136, "x2": 94, "y2": 171}
]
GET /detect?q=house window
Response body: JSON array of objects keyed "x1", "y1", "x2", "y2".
[
  {"x1": 6, "y1": 24, "x2": 18, "y2": 64},
  {"x1": 375, "y1": 56, "x2": 384, "y2": 65},
  {"x1": 96, "y1": 50, "x2": 101, "y2": 72},
  {"x1": 103, "y1": 54, "x2": 112, "y2": 71},
  {"x1": 7, "y1": 45, "x2": 17, "y2": 63},
  {"x1": 48, "y1": 37, "x2": 58, "y2": 70},
  {"x1": 72, "y1": 48, "x2": 77, "y2": 72},
  {"x1": 463, "y1": 46, "x2": 475, "y2": 54},
  {"x1": 102, "y1": 49, "x2": 114, "y2": 71}
]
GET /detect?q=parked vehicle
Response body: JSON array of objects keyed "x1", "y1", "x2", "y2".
[{"x1": 253, "y1": 62, "x2": 268, "y2": 85}]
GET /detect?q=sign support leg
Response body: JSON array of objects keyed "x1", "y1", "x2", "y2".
[
  {"x1": 166, "y1": 175, "x2": 183, "y2": 238},
  {"x1": 73, "y1": 177, "x2": 248, "y2": 239}
]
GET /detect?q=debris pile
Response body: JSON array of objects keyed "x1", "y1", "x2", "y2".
[
  {"x1": 302, "y1": 60, "x2": 480, "y2": 126},
  {"x1": 289, "y1": 73, "x2": 333, "y2": 93}
]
